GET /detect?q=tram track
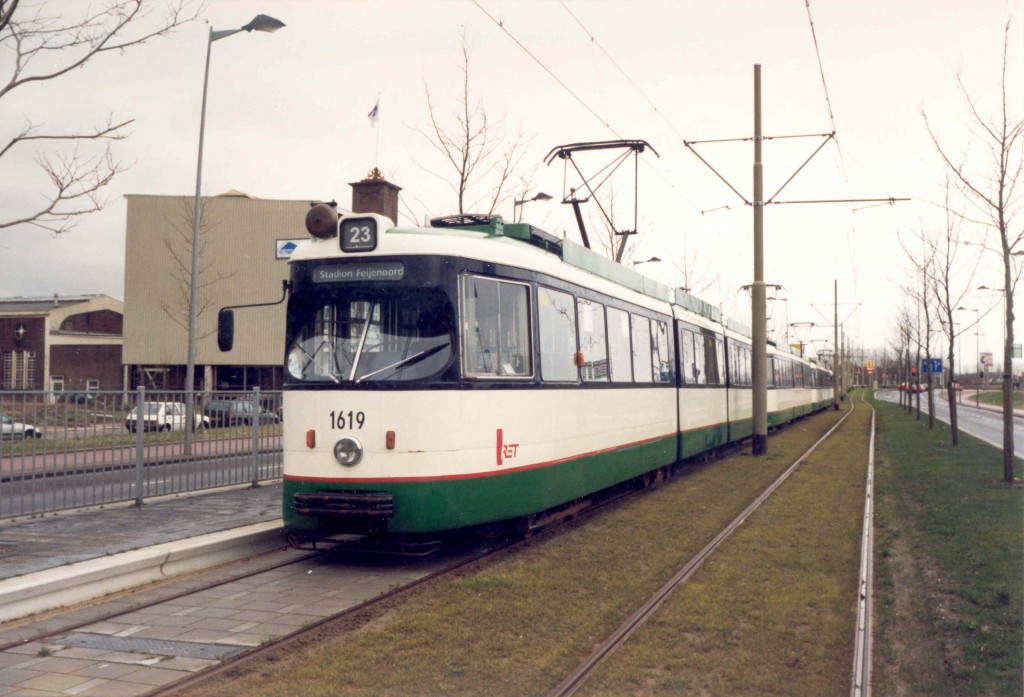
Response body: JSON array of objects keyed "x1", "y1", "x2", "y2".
[
  {"x1": 157, "y1": 403, "x2": 872, "y2": 695},
  {"x1": 0, "y1": 548, "x2": 324, "y2": 654},
  {"x1": 149, "y1": 540, "x2": 510, "y2": 697},
  {"x1": 548, "y1": 394, "x2": 874, "y2": 697},
  {"x1": 153, "y1": 479, "x2": 651, "y2": 695}
]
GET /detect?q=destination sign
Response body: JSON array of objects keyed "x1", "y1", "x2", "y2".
[
  {"x1": 313, "y1": 262, "x2": 405, "y2": 283},
  {"x1": 340, "y1": 217, "x2": 378, "y2": 252}
]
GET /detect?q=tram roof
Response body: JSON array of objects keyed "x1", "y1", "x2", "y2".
[{"x1": 427, "y1": 215, "x2": 724, "y2": 324}]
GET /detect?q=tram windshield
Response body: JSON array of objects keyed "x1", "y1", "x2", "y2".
[{"x1": 285, "y1": 288, "x2": 454, "y2": 383}]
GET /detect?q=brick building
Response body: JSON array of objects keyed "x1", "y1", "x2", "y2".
[{"x1": 0, "y1": 295, "x2": 124, "y2": 393}]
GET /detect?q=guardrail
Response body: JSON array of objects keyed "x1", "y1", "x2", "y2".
[{"x1": 0, "y1": 388, "x2": 283, "y2": 520}]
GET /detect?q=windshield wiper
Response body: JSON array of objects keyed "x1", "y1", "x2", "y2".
[
  {"x1": 299, "y1": 343, "x2": 339, "y2": 383},
  {"x1": 348, "y1": 303, "x2": 377, "y2": 382},
  {"x1": 355, "y1": 343, "x2": 448, "y2": 384}
]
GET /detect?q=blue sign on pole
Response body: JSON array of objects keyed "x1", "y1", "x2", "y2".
[{"x1": 920, "y1": 358, "x2": 943, "y2": 374}]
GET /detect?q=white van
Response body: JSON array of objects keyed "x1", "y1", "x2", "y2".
[{"x1": 124, "y1": 402, "x2": 210, "y2": 432}]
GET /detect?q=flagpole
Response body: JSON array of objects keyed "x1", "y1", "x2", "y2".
[{"x1": 368, "y1": 94, "x2": 380, "y2": 169}]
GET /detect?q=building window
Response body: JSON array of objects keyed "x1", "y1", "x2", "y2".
[{"x1": 3, "y1": 350, "x2": 35, "y2": 389}]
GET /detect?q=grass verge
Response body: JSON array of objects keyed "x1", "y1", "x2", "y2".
[{"x1": 871, "y1": 393, "x2": 1023, "y2": 696}]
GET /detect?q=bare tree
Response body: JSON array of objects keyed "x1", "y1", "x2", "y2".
[
  {"x1": 672, "y1": 238, "x2": 719, "y2": 298},
  {"x1": 924, "y1": 19, "x2": 1022, "y2": 482},
  {"x1": 929, "y1": 178, "x2": 981, "y2": 445},
  {"x1": 0, "y1": 0, "x2": 201, "y2": 235},
  {"x1": 899, "y1": 227, "x2": 939, "y2": 424},
  {"x1": 588, "y1": 185, "x2": 638, "y2": 266},
  {"x1": 417, "y1": 28, "x2": 533, "y2": 218},
  {"x1": 159, "y1": 199, "x2": 234, "y2": 338},
  {"x1": 892, "y1": 308, "x2": 915, "y2": 410}
]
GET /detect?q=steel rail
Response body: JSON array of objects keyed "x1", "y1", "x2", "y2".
[
  {"x1": 851, "y1": 394, "x2": 876, "y2": 696},
  {"x1": 547, "y1": 401, "x2": 858, "y2": 697},
  {"x1": 0, "y1": 548, "x2": 323, "y2": 653},
  {"x1": 153, "y1": 539, "x2": 513, "y2": 697},
  {"x1": 152, "y1": 464, "x2": 657, "y2": 695}
]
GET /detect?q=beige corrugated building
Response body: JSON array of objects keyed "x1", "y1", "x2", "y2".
[
  {"x1": 123, "y1": 174, "x2": 401, "y2": 392},
  {"x1": 123, "y1": 191, "x2": 309, "y2": 391}
]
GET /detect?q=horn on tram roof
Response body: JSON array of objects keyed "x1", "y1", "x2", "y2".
[{"x1": 306, "y1": 201, "x2": 339, "y2": 239}]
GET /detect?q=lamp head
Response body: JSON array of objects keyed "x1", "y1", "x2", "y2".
[{"x1": 243, "y1": 14, "x2": 286, "y2": 33}]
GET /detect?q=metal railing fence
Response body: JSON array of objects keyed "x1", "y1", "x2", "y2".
[{"x1": 0, "y1": 389, "x2": 283, "y2": 521}]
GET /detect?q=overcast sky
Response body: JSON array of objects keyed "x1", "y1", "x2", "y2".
[{"x1": 2, "y1": 0, "x2": 1021, "y2": 372}]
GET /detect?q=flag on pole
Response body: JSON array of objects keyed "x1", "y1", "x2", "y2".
[{"x1": 368, "y1": 98, "x2": 379, "y2": 127}]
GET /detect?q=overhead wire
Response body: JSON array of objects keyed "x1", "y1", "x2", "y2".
[
  {"x1": 468, "y1": 0, "x2": 624, "y2": 140},
  {"x1": 469, "y1": 0, "x2": 715, "y2": 223},
  {"x1": 557, "y1": 0, "x2": 688, "y2": 147},
  {"x1": 804, "y1": 0, "x2": 861, "y2": 318}
]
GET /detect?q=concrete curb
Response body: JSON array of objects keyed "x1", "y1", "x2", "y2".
[{"x1": 0, "y1": 520, "x2": 285, "y2": 624}]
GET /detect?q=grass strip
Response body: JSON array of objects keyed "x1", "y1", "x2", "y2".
[
  {"x1": 575, "y1": 393, "x2": 873, "y2": 696},
  {"x1": 871, "y1": 394, "x2": 1023, "y2": 696},
  {"x1": 175, "y1": 405, "x2": 849, "y2": 697}
]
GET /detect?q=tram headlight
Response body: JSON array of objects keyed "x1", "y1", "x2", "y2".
[
  {"x1": 333, "y1": 436, "x2": 363, "y2": 467},
  {"x1": 287, "y1": 347, "x2": 304, "y2": 379}
]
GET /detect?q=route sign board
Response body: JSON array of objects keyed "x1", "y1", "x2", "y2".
[{"x1": 920, "y1": 358, "x2": 942, "y2": 374}]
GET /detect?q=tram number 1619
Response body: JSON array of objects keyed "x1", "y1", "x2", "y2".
[{"x1": 330, "y1": 410, "x2": 365, "y2": 430}]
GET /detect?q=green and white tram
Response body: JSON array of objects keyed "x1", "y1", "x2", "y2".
[{"x1": 221, "y1": 204, "x2": 831, "y2": 539}]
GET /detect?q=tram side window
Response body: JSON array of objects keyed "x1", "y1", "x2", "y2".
[
  {"x1": 631, "y1": 315, "x2": 653, "y2": 383},
  {"x1": 730, "y1": 343, "x2": 752, "y2": 386},
  {"x1": 538, "y1": 287, "x2": 579, "y2": 382},
  {"x1": 704, "y1": 334, "x2": 722, "y2": 385},
  {"x1": 606, "y1": 307, "x2": 632, "y2": 382},
  {"x1": 680, "y1": 328, "x2": 705, "y2": 385},
  {"x1": 577, "y1": 298, "x2": 609, "y2": 382},
  {"x1": 460, "y1": 276, "x2": 531, "y2": 378},
  {"x1": 651, "y1": 320, "x2": 672, "y2": 383}
]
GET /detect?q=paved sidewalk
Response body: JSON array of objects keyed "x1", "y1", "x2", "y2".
[
  {"x1": 0, "y1": 482, "x2": 282, "y2": 582},
  {"x1": 937, "y1": 389, "x2": 1024, "y2": 419}
]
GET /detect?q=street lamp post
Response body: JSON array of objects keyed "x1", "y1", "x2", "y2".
[
  {"x1": 977, "y1": 282, "x2": 1016, "y2": 481},
  {"x1": 956, "y1": 306, "x2": 980, "y2": 404},
  {"x1": 512, "y1": 191, "x2": 551, "y2": 222},
  {"x1": 185, "y1": 14, "x2": 284, "y2": 452},
  {"x1": 633, "y1": 256, "x2": 661, "y2": 268}
]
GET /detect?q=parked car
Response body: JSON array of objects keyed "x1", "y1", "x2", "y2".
[
  {"x1": 124, "y1": 402, "x2": 210, "y2": 432},
  {"x1": 203, "y1": 400, "x2": 280, "y2": 427},
  {"x1": 1, "y1": 413, "x2": 43, "y2": 439},
  {"x1": 59, "y1": 392, "x2": 97, "y2": 404}
]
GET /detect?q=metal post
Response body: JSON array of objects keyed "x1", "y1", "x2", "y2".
[
  {"x1": 833, "y1": 280, "x2": 839, "y2": 409},
  {"x1": 134, "y1": 386, "x2": 145, "y2": 506},
  {"x1": 250, "y1": 386, "x2": 261, "y2": 487},
  {"x1": 751, "y1": 64, "x2": 768, "y2": 455},
  {"x1": 184, "y1": 27, "x2": 215, "y2": 458}
]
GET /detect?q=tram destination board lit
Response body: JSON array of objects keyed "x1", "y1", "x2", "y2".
[
  {"x1": 340, "y1": 217, "x2": 378, "y2": 252},
  {"x1": 313, "y1": 262, "x2": 405, "y2": 283}
]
